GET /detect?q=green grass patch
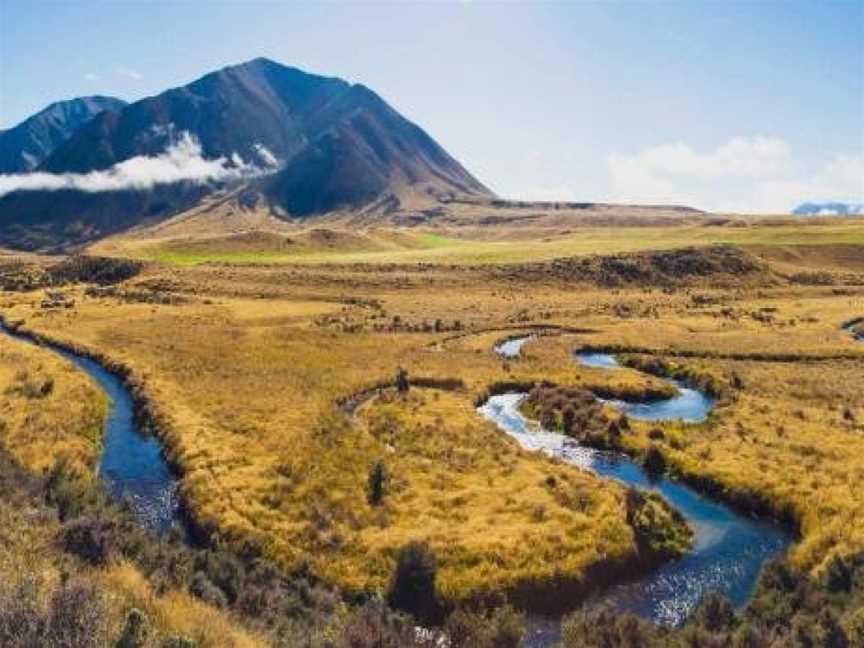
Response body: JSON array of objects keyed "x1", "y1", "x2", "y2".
[{"x1": 132, "y1": 223, "x2": 864, "y2": 266}]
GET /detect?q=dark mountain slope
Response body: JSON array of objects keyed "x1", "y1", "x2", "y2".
[
  {"x1": 40, "y1": 59, "x2": 349, "y2": 172},
  {"x1": 0, "y1": 96, "x2": 127, "y2": 173}
]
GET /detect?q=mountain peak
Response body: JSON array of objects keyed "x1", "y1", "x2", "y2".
[
  {"x1": 239, "y1": 56, "x2": 286, "y2": 69},
  {"x1": 0, "y1": 59, "x2": 491, "y2": 250}
]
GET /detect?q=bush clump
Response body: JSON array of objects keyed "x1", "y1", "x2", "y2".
[
  {"x1": 47, "y1": 255, "x2": 142, "y2": 286},
  {"x1": 387, "y1": 542, "x2": 441, "y2": 625},
  {"x1": 45, "y1": 456, "x2": 99, "y2": 521},
  {"x1": 60, "y1": 515, "x2": 119, "y2": 565},
  {"x1": 0, "y1": 578, "x2": 110, "y2": 648},
  {"x1": 396, "y1": 368, "x2": 410, "y2": 393},
  {"x1": 367, "y1": 460, "x2": 388, "y2": 507},
  {"x1": 445, "y1": 605, "x2": 525, "y2": 648},
  {"x1": 522, "y1": 384, "x2": 614, "y2": 446},
  {"x1": 642, "y1": 445, "x2": 667, "y2": 480}
]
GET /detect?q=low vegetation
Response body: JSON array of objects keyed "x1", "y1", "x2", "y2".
[{"x1": 2, "y1": 230, "x2": 864, "y2": 645}]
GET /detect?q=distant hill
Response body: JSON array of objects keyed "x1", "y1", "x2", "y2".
[
  {"x1": 793, "y1": 202, "x2": 864, "y2": 216},
  {"x1": 0, "y1": 96, "x2": 127, "y2": 173},
  {"x1": 0, "y1": 58, "x2": 491, "y2": 250}
]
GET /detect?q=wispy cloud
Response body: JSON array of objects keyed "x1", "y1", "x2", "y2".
[
  {"x1": 83, "y1": 72, "x2": 100, "y2": 82},
  {"x1": 117, "y1": 67, "x2": 143, "y2": 81},
  {"x1": 606, "y1": 136, "x2": 864, "y2": 213},
  {"x1": 0, "y1": 132, "x2": 279, "y2": 198}
]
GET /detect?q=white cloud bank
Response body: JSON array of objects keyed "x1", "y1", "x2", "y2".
[
  {"x1": 607, "y1": 136, "x2": 864, "y2": 213},
  {"x1": 0, "y1": 133, "x2": 279, "y2": 198}
]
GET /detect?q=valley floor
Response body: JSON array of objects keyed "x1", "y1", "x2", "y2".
[{"x1": 1, "y1": 228, "x2": 864, "y2": 644}]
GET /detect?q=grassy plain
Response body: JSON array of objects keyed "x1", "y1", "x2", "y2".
[
  {"x1": 89, "y1": 219, "x2": 864, "y2": 266},
  {"x1": 3, "y1": 219, "x2": 864, "y2": 619}
]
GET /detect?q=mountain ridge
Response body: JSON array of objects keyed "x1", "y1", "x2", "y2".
[
  {"x1": 0, "y1": 95, "x2": 127, "y2": 173},
  {"x1": 0, "y1": 58, "x2": 491, "y2": 250}
]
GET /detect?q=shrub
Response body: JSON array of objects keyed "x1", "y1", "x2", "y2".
[
  {"x1": 387, "y1": 542, "x2": 440, "y2": 625},
  {"x1": 367, "y1": 460, "x2": 388, "y2": 507},
  {"x1": 648, "y1": 427, "x2": 665, "y2": 440},
  {"x1": 560, "y1": 606, "x2": 660, "y2": 647},
  {"x1": 691, "y1": 591, "x2": 736, "y2": 632},
  {"x1": 0, "y1": 576, "x2": 44, "y2": 647},
  {"x1": 46, "y1": 579, "x2": 109, "y2": 648},
  {"x1": 642, "y1": 445, "x2": 667, "y2": 480},
  {"x1": 445, "y1": 606, "x2": 525, "y2": 648},
  {"x1": 45, "y1": 456, "x2": 98, "y2": 521},
  {"x1": 823, "y1": 555, "x2": 852, "y2": 593},
  {"x1": 845, "y1": 607, "x2": 864, "y2": 646},
  {"x1": 335, "y1": 599, "x2": 415, "y2": 647},
  {"x1": 189, "y1": 571, "x2": 228, "y2": 609},
  {"x1": 39, "y1": 377, "x2": 55, "y2": 397},
  {"x1": 47, "y1": 256, "x2": 142, "y2": 286},
  {"x1": 116, "y1": 608, "x2": 150, "y2": 648},
  {"x1": 396, "y1": 368, "x2": 410, "y2": 393},
  {"x1": 562, "y1": 407, "x2": 575, "y2": 435},
  {"x1": 197, "y1": 549, "x2": 244, "y2": 604},
  {"x1": 61, "y1": 515, "x2": 118, "y2": 565},
  {"x1": 624, "y1": 488, "x2": 645, "y2": 528},
  {"x1": 791, "y1": 609, "x2": 847, "y2": 647},
  {"x1": 161, "y1": 637, "x2": 197, "y2": 648}
]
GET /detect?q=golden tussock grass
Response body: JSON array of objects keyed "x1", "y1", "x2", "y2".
[
  {"x1": 100, "y1": 561, "x2": 266, "y2": 648},
  {"x1": 2, "y1": 238, "x2": 863, "y2": 602},
  {"x1": 0, "y1": 334, "x2": 106, "y2": 474}
]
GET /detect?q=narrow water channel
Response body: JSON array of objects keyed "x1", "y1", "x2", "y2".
[
  {"x1": 1, "y1": 322, "x2": 179, "y2": 532},
  {"x1": 575, "y1": 352, "x2": 714, "y2": 423},
  {"x1": 485, "y1": 337, "x2": 791, "y2": 644},
  {"x1": 495, "y1": 335, "x2": 535, "y2": 359}
]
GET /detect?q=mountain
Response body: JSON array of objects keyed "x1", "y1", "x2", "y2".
[
  {"x1": 793, "y1": 202, "x2": 864, "y2": 217},
  {"x1": 0, "y1": 59, "x2": 491, "y2": 250},
  {"x1": 0, "y1": 96, "x2": 127, "y2": 173}
]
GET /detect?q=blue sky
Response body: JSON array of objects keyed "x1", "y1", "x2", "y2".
[{"x1": 1, "y1": 0, "x2": 862, "y2": 212}]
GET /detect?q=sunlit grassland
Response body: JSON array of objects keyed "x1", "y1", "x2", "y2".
[
  {"x1": 3, "y1": 244, "x2": 864, "y2": 601},
  {"x1": 109, "y1": 221, "x2": 864, "y2": 266},
  {"x1": 0, "y1": 337, "x2": 267, "y2": 648},
  {"x1": 523, "y1": 309, "x2": 864, "y2": 574},
  {"x1": 0, "y1": 334, "x2": 106, "y2": 474},
  {"x1": 351, "y1": 389, "x2": 634, "y2": 600},
  {"x1": 0, "y1": 284, "x2": 689, "y2": 600}
]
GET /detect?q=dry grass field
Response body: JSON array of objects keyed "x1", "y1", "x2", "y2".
[
  {"x1": 0, "y1": 333, "x2": 106, "y2": 473},
  {"x1": 0, "y1": 334, "x2": 267, "y2": 648},
  {"x1": 2, "y1": 220, "x2": 864, "y2": 633}
]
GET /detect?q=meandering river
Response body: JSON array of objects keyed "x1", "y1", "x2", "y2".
[
  {"x1": 2, "y1": 321, "x2": 792, "y2": 641},
  {"x1": 575, "y1": 352, "x2": 715, "y2": 423},
  {"x1": 484, "y1": 337, "x2": 791, "y2": 644},
  {"x1": 1, "y1": 321, "x2": 179, "y2": 532}
]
